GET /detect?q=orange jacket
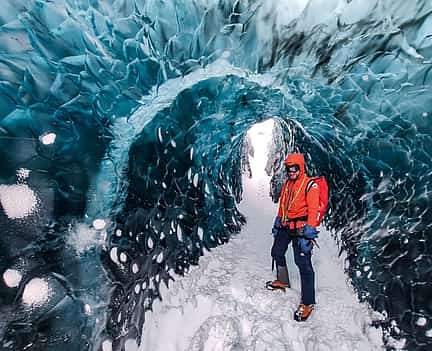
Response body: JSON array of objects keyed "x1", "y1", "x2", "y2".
[{"x1": 277, "y1": 153, "x2": 320, "y2": 228}]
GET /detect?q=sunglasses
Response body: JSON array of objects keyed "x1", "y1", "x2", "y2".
[{"x1": 286, "y1": 165, "x2": 300, "y2": 173}]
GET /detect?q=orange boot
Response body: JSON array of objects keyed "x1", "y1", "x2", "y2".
[
  {"x1": 266, "y1": 265, "x2": 290, "y2": 291},
  {"x1": 266, "y1": 279, "x2": 289, "y2": 291},
  {"x1": 294, "y1": 303, "x2": 314, "y2": 321}
]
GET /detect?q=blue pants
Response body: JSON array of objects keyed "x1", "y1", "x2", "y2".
[{"x1": 271, "y1": 228, "x2": 316, "y2": 305}]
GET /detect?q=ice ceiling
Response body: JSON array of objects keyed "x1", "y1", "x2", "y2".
[{"x1": 0, "y1": 0, "x2": 431, "y2": 350}]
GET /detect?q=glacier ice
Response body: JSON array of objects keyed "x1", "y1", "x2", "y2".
[{"x1": 0, "y1": 0, "x2": 431, "y2": 350}]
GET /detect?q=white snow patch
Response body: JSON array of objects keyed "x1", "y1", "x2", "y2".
[
  {"x1": 386, "y1": 336, "x2": 406, "y2": 349},
  {"x1": 148, "y1": 237, "x2": 154, "y2": 249},
  {"x1": 197, "y1": 227, "x2": 204, "y2": 241},
  {"x1": 110, "y1": 247, "x2": 120, "y2": 265},
  {"x1": 356, "y1": 270, "x2": 362, "y2": 277},
  {"x1": 120, "y1": 252, "x2": 128, "y2": 263},
  {"x1": 177, "y1": 224, "x2": 183, "y2": 241},
  {"x1": 68, "y1": 223, "x2": 99, "y2": 254},
  {"x1": 84, "y1": 304, "x2": 92, "y2": 315},
  {"x1": 156, "y1": 252, "x2": 164, "y2": 263},
  {"x1": 93, "y1": 219, "x2": 106, "y2": 230},
  {"x1": 193, "y1": 173, "x2": 199, "y2": 187},
  {"x1": 125, "y1": 339, "x2": 139, "y2": 351},
  {"x1": 17, "y1": 168, "x2": 30, "y2": 181},
  {"x1": 0, "y1": 184, "x2": 38, "y2": 219},
  {"x1": 132, "y1": 263, "x2": 139, "y2": 274},
  {"x1": 22, "y1": 278, "x2": 51, "y2": 306},
  {"x1": 3, "y1": 269, "x2": 22, "y2": 288},
  {"x1": 416, "y1": 317, "x2": 427, "y2": 327},
  {"x1": 157, "y1": 127, "x2": 163, "y2": 143},
  {"x1": 102, "y1": 339, "x2": 113, "y2": 351},
  {"x1": 188, "y1": 168, "x2": 192, "y2": 181},
  {"x1": 39, "y1": 132, "x2": 56, "y2": 145},
  {"x1": 135, "y1": 284, "x2": 141, "y2": 294}
]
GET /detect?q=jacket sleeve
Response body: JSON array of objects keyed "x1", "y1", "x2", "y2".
[{"x1": 306, "y1": 182, "x2": 320, "y2": 227}]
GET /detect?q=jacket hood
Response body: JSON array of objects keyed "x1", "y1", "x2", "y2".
[{"x1": 285, "y1": 153, "x2": 305, "y2": 178}]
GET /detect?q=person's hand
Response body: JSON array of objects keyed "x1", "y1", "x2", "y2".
[
  {"x1": 298, "y1": 237, "x2": 313, "y2": 254},
  {"x1": 271, "y1": 216, "x2": 282, "y2": 237},
  {"x1": 303, "y1": 224, "x2": 318, "y2": 239}
]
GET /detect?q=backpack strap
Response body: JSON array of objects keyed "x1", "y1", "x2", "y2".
[{"x1": 305, "y1": 178, "x2": 316, "y2": 195}]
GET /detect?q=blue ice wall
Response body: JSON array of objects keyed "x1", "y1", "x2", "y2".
[{"x1": 0, "y1": 0, "x2": 431, "y2": 350}]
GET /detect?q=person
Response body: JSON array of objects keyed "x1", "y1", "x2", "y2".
[{"x1": 267, "y1": 152, "x2": 320, "y2": 322}]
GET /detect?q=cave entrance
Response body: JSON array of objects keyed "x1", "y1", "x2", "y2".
[{"x1": 246, "y1": 118, "x2": 275, "y2": 180}]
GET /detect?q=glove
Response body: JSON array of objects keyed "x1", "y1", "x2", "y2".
[
  {"x1": 298, "y1": 237, "x2": 314, "y2": 254},
  {"x1": 271, "y1": 216, "x2": 282, "y2": 237},
  {"x1": 303, "y1": 224, "x2": 319, "y2": 239}
]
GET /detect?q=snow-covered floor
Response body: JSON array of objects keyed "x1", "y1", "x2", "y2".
[{"x1": 140, "y1": 122, "x2": 384, "y2": 351}]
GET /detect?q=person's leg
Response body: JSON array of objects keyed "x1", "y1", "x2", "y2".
[
  {"x1": 270, "y1": 228, "x2": 291, "y2": 286},
  {"x1": 293, "y1": 239, "x2": 316, "y2": 305},
  {"x1": 271, "y1": 228, "x2": 290, "y2": 266}
]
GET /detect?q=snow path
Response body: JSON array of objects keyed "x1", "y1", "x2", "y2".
[{"x1": 140, "y1": 124, "x2": 384, "y2": 351}]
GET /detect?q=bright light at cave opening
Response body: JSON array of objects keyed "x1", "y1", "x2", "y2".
[{"x1": 246, "y1": 119, "x2": 274, "y2": 178}]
